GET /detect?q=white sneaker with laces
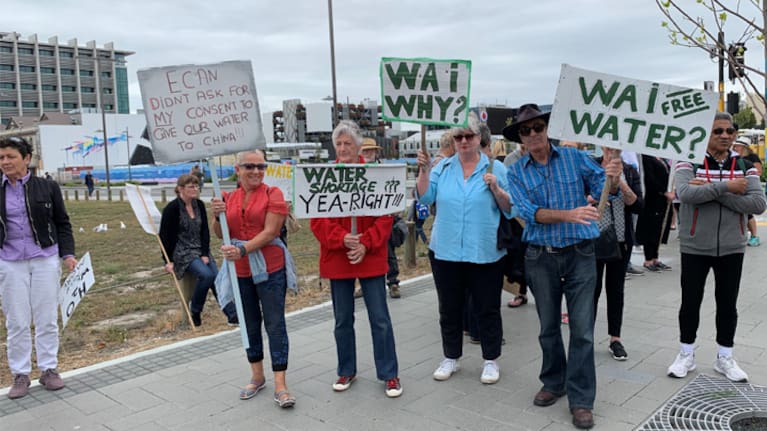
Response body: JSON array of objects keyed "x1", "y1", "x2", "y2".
[
  {"x1": 667, "y1": 352, "x2": 696, "y2": 378},
  {"x1": 433, "y1": 358, "x2": 459, "y2": 381},
  {"x1": 714, "y1": 356, "x2": 748, "y2": 382},
  {"x1": 480, "y1": 360, "x2": 500, "y2": 384}
]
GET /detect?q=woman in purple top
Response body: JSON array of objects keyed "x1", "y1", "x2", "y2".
[{"x1": 0, "y1": 136, "x2": 77, "y2": 400}]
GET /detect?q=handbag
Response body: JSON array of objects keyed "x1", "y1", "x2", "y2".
[
  {"x1": 595, "y1": 204, "x2": 622, "y2": 262},
  {"x1": 486, "y1": 160, "x2": 517, "y2": 250}
]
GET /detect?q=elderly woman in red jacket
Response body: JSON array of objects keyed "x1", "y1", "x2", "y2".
[{"x1": 310, "y1": 120, "x2": 402, "y2": 398}]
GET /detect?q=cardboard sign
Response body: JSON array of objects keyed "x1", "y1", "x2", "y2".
[
  {"x1": 264, "y1": 162, "x2": 294, "y2": 203},
  {"x1": 549, "y1": 64, "x2": 719, "y2": 161},
  {"x1": 125, "y1": 184, "x2": 162, "y2": 235},
  {"x1": 380, "y1": 57, "x2": 471, "y2": 127},
  {"x1": 294, "y1": 164, "x2": 407, "y2": 218},
  {"x1": 58, "y1": 252, "x2": 95, "y2": 329},
  {"x1": 138, "y1": 60, "x2": 266, "y2": 163}
]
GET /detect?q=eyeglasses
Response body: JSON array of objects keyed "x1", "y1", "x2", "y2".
[
  {"x1": 239, "y1": 163, "x2": 268, "y2": 171},
  {"x1": 519, "y1": 123, "x2": 546, "y2": 137},
  {"x1": 184, "y1": 184, "x2": 200, "y2": 189},
  {"x1": 453, "y1": 133, "x2": 476, "y2": 141},
  {"x1": 712, "y1": 127, "x2": 736, "y2": 135}
]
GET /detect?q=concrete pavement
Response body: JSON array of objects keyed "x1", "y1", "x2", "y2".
[{"x1": 1, "y1": 231, "x2": 767, "y2": 430}]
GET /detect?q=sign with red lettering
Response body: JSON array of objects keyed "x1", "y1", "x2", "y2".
[{"x1": 137, "y1": 60, "x2": 266, "y2": 163}]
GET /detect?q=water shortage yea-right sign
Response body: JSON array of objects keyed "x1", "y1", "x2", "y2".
[
  {"x1": 380, "y1": 57, "x2": 471, "y2": 127},
  {"x1": 548, "y1": 64, "x2": 719, "y2": 161}
]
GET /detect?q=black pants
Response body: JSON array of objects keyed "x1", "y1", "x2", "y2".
[
  {"x1": 429, "y1": 251, "x2": 504, "y2": 360},
  {"x1": 386, "y1": 240, "x2": 399, "y2": 286},
  {"x1": 679, "y1": 252, "x2": 743, "y2": 347},
  {"x1": 594, "y1": 242, "x2": 629, "y2": 337}
]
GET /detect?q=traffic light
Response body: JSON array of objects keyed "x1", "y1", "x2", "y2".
[
  {"x1": 727, "y1": 91, "x2": 740, "y2": 115},
  {"x1": 728, "y1": 43, "x2": 747, "y2": 81}
]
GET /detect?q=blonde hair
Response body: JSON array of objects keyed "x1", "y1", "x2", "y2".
[{"x1": 491, "y1": 140, "x2": 506, "y2": 158}]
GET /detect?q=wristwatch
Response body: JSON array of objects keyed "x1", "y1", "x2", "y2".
[{"x1": 237, "y1": 244, "x2": 247, "y2": 258}]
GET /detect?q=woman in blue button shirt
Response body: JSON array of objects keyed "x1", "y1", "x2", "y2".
[{"x1": 415, "y1": 113, "x2": 512, "y2": 385}]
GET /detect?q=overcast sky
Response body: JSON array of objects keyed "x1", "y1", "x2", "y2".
[{"x1": 6, "y1": 0, "x2": 764, "y2": 114}]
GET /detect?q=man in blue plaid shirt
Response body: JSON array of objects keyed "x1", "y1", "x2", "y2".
[{"x1": 504, "y1": 104, "x2": 622, "y2": 430}]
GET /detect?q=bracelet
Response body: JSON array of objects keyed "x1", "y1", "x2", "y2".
[{"x1": 237, "y1": 244, "x2": 247, "y2": 257}]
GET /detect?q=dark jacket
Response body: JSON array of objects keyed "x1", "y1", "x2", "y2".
[
  {"x1": 0, "y1": 176, "x2": 75, "y2": 257},
  {"x1": 158, "y1": 197, "x2": 211, "y2": 263},
  {"x1": 635, "y1": 155, "x2": 673, "y2": 246}
]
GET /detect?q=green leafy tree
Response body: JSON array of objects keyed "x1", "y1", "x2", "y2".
[
  {"x1": 656, "y1": 1, "x2": 766, "y2": 121},
  {"x1": 734, "y1": 105, "x2": 757, "y2": 129}
]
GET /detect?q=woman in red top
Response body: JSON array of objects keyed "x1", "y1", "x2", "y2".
[
  {"x1": 310, "y1": 120, "x2": 403, "y2": 398},
  {"x1": 211, "y1": 150, "x2": 294, "y2": 407}
]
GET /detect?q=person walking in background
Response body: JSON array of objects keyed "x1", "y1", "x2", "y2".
[
  {"x1": 635, "y1": 155, "x2": 674, "y2": 272},
  {"x1": 159, "y1": 174, "x2": 237, "y2": 327},
  {"x1": 591, "y1": 147, "x2": 643, "y2": 361},
  {"x1": 408, "y1": 196, "x2": 429, "y2": 244},
  {"x1": 190, "y1": 164, "x2": 205, "y2": 191},
  {"x1": 0, "y1": 136, "x2": 77, "y2": 399},
  {"x1": 84, "y1": 171, "x2": 95, "y2": 197},
  {"x1": 668, "y1": 112, "x2": 766, "y2": 383},
  {"x1": 310, "y1": 120, "x2": 403, "y2": 398},
  {"x1": 505, "y1": 104, "x2": 622, "y2": 430},
  {"x1": 417, "y1": 113, "x2": 511, "y2": 386},
  {"x1": 731, "y1": 137, "x2": 762, "y2": 247},
  {"x1": 211, "y1": 149, "x2": 296, "y2": 408}
]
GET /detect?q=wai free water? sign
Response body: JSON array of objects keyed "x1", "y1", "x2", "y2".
[{"x1": 548, "y1": 64, "x2": 719, "y2": 161}]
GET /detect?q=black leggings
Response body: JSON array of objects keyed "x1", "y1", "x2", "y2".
[{"x1": 594, "y1": 242, "x2": 630, "y2": 337}]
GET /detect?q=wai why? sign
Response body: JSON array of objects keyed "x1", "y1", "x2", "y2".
[{"x1": 548, "y1": 64, "x2": 719, "y2": 161}]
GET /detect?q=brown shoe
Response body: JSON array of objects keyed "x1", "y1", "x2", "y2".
[
  {"x1": 8, "y1": 374, "x2": 30, "y2": 399},
  {"x1": 389, "y1": 284, "x2": 401, "y2": 298},
  {"x1": 572, "y1": 408, "x2": 594, "y2": 429},
  {"x1": 39, "y1": 369, "x2": 65, "y2": 391},
  {"x1": 533, "y1": 389, "x2": 562, "y2": 407}
]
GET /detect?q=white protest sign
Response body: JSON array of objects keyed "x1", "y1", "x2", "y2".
[
  {"x1": 380, "y1": 57, "x2": 471, "y2": 127},
  {"x1": 264, "y1": 162, "x2": 294, "y2": 203},
  {"x1": 58, "y1": 252, "x2": 95, "y2": 329},
  {"x1": 549, "y1": 64, "x2": 719, "y2": 161},
  {"x1": 294, "y1": 164, "x2": 407, "y2": 218},
  {"x1": 138, "y1": 60, "x2": 265, "y2": 163},
  {"x1": 125, "y1": 184, "x2": 162, "y2": 234}
]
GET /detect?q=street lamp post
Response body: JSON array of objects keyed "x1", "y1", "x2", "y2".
[
  {"x1": 327, "y1": 0, "x2": 338, "y2": 127},
  {"x1": 124, "y1": 127, "x2": 132, "y2": 181},
  {"x1": 99, "y1": 107, "x2": 111, "y2": 198}
]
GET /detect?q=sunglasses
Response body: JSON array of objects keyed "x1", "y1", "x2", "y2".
[
  {"x1": 453, "y1": 133, "x2": 476, "y2": 141},
  {"x1": 519, "y1": 123, "x2": 546, "y2": 137},
  {"x1": 239, "y1": 163, "x2": 268, "y2": 171},
  {"x1": 712, "y1": 127, "x2": 736, "y2": 135}
]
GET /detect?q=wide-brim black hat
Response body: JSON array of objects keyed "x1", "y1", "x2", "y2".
[{"x1": 502, "y1": 103, "x2": 551, "y2": 142}]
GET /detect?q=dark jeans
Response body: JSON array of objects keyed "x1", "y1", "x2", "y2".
[
  {"x1": 594, "y1": 242, "x2": 629, "y2": 338},
  {"x1": 525, "y1": 240, "x2": 596, "y2": 410},
  {"x1": 643, "y1": 240, "x2": 660, "y2": 261},
  {"x1": 238, "y1": 268, "x2": 289, "y2": 371},
  {"x1": 187, "y1": 257, "x2": 218, "y2": 314},
  {"x1": 330, "y1": 276, "x2": 398, "y2": 380},
  {"x1": 387, "y1": 240, "x2": 399, "y2": 286},
  {"x1": 679, "y1": 253, "x2": 743, "y2": 347},
  {"x1": 429, "y1": 251, "x2": 504, "y2": 360}
]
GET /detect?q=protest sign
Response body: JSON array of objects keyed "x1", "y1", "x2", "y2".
[
  {"x1": 294, "y1": 164, "x2": 407, "y2": 218},
  {"x1": 138, "y1": 60, "x2": 265, "y2": 163},
  {"x1": 125, "y1": 184, "x2": 161, "y2": 234},
  {"x1": 549, "y1": 64, "x2": 719, "y2": 161},
  {"x1": 58, "y1": 252, "x2": 95, "y2": 329},
  {"x1": 380, "y1": 57, "x2": 471, "y2": 127},
  {"x1": 264, "y1": 162, "x2": 294, "y2": 202}
]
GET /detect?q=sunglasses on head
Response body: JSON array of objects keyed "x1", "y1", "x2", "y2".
[
  {"x1": 519, "y1": 123, "x2": 546, "y2": 137},
  {"x1": 453, "y1": 133, "x2": 476, "y2": 141},
  {"x1": 239, "y1": 163, "x2": 268, "y2": 171},
  {"x1": 712, "y1": 127, "x2": 736, "y2": 135}
]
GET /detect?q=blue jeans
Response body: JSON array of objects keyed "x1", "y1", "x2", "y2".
[
  {"x1": 525, "y1": 240, "x2": 597, "y2": 410},
  {"x1": 238, "y1": 268, "x2": 289, "y2": 371},
  {"x1": 186, "y1": 257, "x2": 218, "y2": 313},
  {"x1": 330, "y1": 276, "x2": 398, "y2": 381}
]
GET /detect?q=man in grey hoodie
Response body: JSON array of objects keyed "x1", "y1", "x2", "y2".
[{"x1": 668, "y1": 112, "x2": 767, "y2": 382}]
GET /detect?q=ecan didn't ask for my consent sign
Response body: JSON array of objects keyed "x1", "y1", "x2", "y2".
[
  {"x1": 548, "y1": 64, "x2": 719, "y2": 161},
  {"x1": 137, "y1": 60, "x2": 266, "y2": 163}
]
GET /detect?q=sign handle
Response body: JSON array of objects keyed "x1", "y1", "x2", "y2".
[
  {"x1": 209, "y1": 158, "x2": 250, "y2": 349},
  {"x1": 597, "y1": 177, "x2": 612, "y2": 218}
]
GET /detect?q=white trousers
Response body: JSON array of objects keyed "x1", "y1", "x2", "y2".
[{"x1": 0, "y1": 255, "x2": 61, "y2": 375}]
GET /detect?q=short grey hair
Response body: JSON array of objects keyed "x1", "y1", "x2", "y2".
[
  {"x1": 237, "y1": 149, "x2": 265, "y2": 163},
  {"x1": 714, "y1": 112, "x2": 733, "y2": 123},
  {"x1": 478, "y1": 122, "x2": 492, "y2": 148},
  {"x1": 332, "y1": 120, "x2": 363, "y2": 146},
  {"x1": 451, "y1": 111, "x2": 481, "y2": 137}
]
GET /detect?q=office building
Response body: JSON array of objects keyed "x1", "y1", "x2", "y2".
[{"x1": 0, "y1": 31, "x2": 133, "y2": 126}]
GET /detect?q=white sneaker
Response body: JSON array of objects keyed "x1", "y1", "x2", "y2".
[
  {"x1": 667, "y1": 352, "x2": 696, "y2": 378},
  {"x1": 480, "y1": 360, "x2": 500, "y2": 384},
  {"x1": 433, "y1": 358, "x2": 459, "y2": 381},
  {"x1": 714, "y1": 356, "x2": 748, "y2": 382}
]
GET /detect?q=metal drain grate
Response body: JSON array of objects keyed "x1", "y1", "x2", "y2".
[{"x1": 636, "y1": 374, "x2": 767, "y2": 430}]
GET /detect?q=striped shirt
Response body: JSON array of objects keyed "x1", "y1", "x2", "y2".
[{"x1": 507, "y1": 145, "x2": 606, "y2": 247}]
